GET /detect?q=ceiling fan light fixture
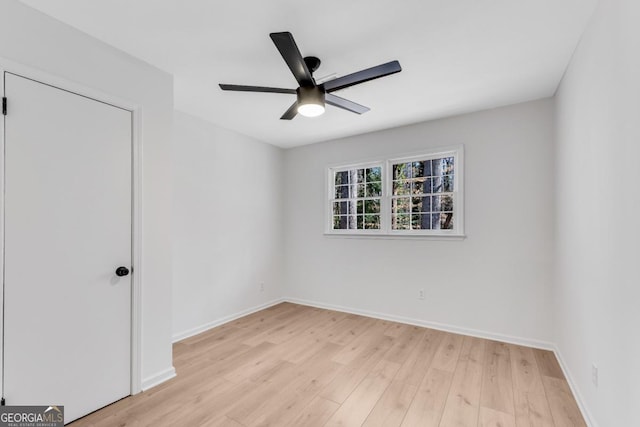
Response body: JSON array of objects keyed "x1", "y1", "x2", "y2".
[
  {"x1": 298, "y1": 103, "x2": 325, "y2": 117},
  {"x1": 297, "y1": 86, "x2": 325, "y2": 117}
]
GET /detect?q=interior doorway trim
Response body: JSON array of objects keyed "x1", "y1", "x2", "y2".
[{"x1": 0, "y1": 57, "x2": 144, "y2": 395}]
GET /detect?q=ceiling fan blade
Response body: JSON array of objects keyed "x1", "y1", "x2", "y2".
[
  {"x1": 326, "y1": 94, "x2": 370, "y2": 114},
  {"x1": 219, "y1": 84, "x2": 296, "y2": 94},
  {"x1": 270, "y1": 32, "x2": 315, "y2": 87},
  {"x1": 323, "y1": 60, "x2": 402, "y2": 93},
  {"x1": 280, "y1": 102, "x2": 298, "y2": 120}
]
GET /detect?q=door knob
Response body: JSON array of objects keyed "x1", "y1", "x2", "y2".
[{"x1": 115, "y1": 266, "x2": 130, "y2": 277}]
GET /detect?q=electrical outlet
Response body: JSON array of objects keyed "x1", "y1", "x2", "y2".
[
  {"x1": 592, "y1": 364, "x2": 598, "y2": 387},
  {"x1": 260, "y1": 282, "x2": 265, "y2": 292},
  {"x1": 418, "y1": 289, "x2": 425, "y2": 300}
]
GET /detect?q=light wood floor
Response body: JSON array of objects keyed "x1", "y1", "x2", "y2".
[{"x1": 71, "y1": 303, "x2": 586, "y2": 427}]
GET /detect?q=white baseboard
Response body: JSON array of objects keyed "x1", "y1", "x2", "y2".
[
  {"x1": 552, "y1": 346, "x2": 599, "y2": 427},
  {"x1": 171, "y1": 295, "x2": 552, "y2": 350},
  {"x1": 141, "y1": 366, "x2": 176, "y2": 391},
  {"x1": 171, "y1": 298, "x2": 286, "y2": 343},
  {"x1": 284, "y1": 297, "x2": 555, "y2": 351}
]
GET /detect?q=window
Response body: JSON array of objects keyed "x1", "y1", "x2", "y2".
[
  {"x1": 330, "y1": 163, "x2": 382, "y2": 231},
  {"x1": 390, "y1": 155, "x2": 456, "y2": 232},
  {"x1": 327, "y1": 147, "x2": 463, "y2": 237}
]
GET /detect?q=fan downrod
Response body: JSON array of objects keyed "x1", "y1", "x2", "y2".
[{"x1": 304, "y1": 56, "x2": 321, "y2": 73}]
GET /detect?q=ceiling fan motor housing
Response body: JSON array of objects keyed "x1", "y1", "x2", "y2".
[
  {"x1": 296, "y1": 86, "x2": 326, "y2": 117},
  {"x1": 297, "y1": 86, "x2": 325, "y2": 106}
]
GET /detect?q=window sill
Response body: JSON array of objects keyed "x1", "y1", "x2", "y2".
[{"x1": 323, "y1": 232, "x2": 466, "y2": 241}]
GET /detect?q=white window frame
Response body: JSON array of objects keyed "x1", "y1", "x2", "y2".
[
  {"x1": 325, "y1": 145, "x2": 464, "y2": 238},
  {"x1": 326, "y1": 160, "x2": 385, "y2": 235}
]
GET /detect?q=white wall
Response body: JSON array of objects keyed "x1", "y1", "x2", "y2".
[
  {"x1": 554, "y1": 0, "x2": 640, "y2": 425},
  {"x1": 172, "y1": 111, "x2": 284, "y2": 340},
  {"x1": 284, "y1": 99, "x2": 555, "y2": 346},
  {"x1": 0, "y1": 0, "x2": 174, "y2": 388}
]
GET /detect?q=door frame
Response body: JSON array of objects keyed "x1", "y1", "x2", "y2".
[{"x1": 0, "y1": 58, "x2": 144, "y2": 396}]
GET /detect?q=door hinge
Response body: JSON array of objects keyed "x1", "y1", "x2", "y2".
[
  {"x1": 2, "y1": 97, "x2": 6, "y2": 115},
  {"x1": 1, "y1": 397, "x2": 5, "y2": 406}
]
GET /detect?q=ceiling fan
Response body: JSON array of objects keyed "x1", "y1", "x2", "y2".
[{"x1": 219, "y1": 32, "x2": 402, "y2": 120}]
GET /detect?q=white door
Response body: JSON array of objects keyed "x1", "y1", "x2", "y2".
[{"x1": 2, "y1": 72, "x2": 132, "y2": 423}]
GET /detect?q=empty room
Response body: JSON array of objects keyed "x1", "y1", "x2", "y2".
[{"x1": 0, "y1": 0, "x2": 638, "y2": 426}]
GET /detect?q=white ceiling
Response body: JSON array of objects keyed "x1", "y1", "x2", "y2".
[{"x1": 21, "y1": 0, "x2": 596, "y2": 148}]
